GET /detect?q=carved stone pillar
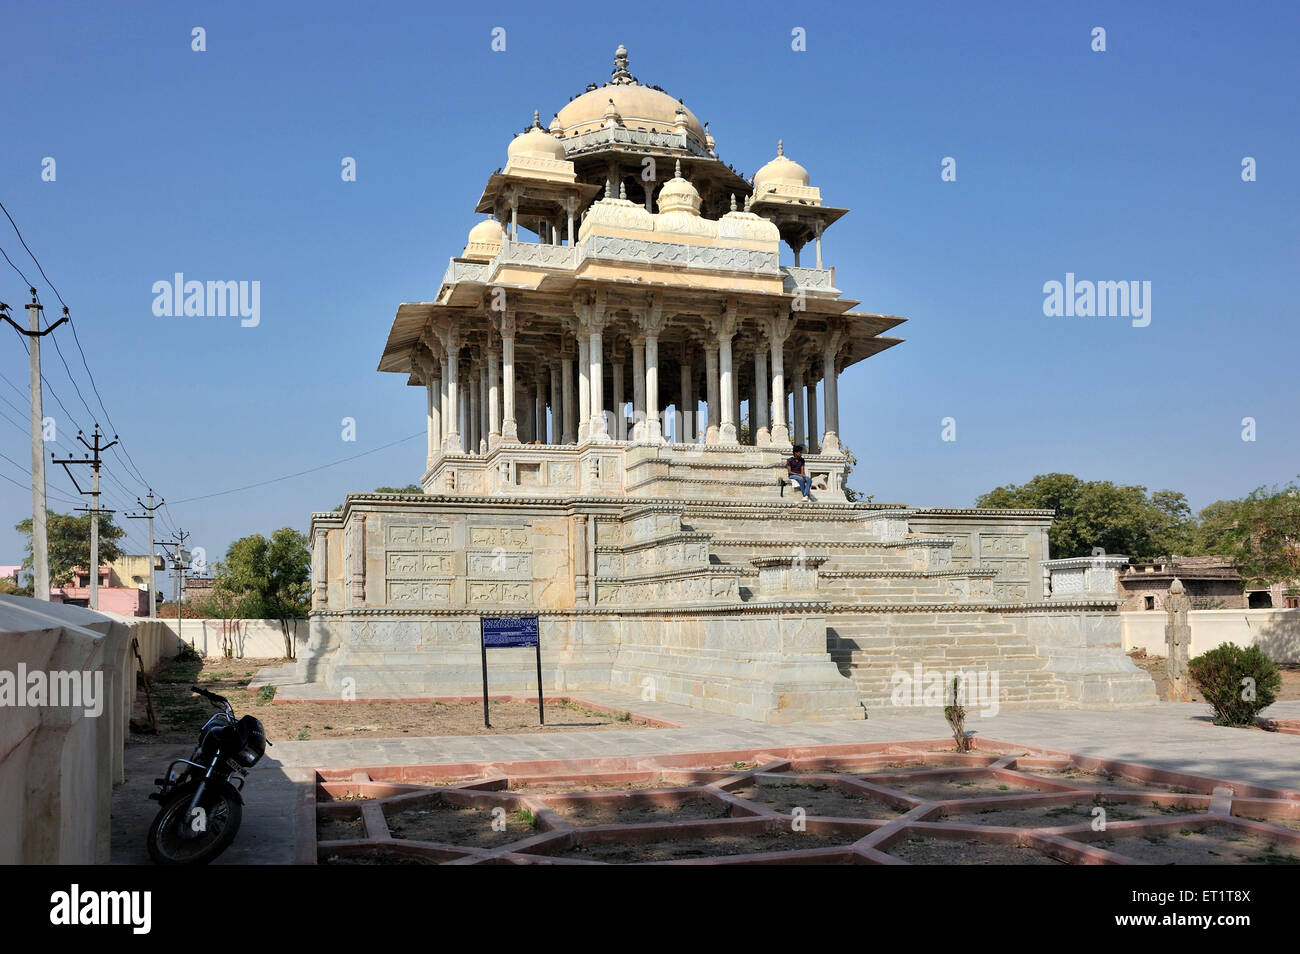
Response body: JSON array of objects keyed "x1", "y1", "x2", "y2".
[
  {"x1": 577, "y1": 332, "x2": 590, "y2": 442},
  {"x1": 806, "y1": 371, "x2": 819, "y2": 454},
  {"x1": 535, "y1": 372, "x2": 547, "y2": 444},
  {"x1": 710, "y1": 302, "x2": 739, "y2": 444},
  {"x1": 753, "y1": 347, "x2": 769, "y2": 445},
  {"x1": 821, "y1": 326, "x2": 843, "y2": 454},
  {"x1": 422, "y1": 356, "x2": 440, "y2": 467},
  {"x1": 573, "y1": 514, "x2": 589, "y2": 606},
  {"x1": 438, "y1": 354, "x2": 449, "y2": 445},
  {"x1": 588, "y1": 326, "x2": 607, "y2": 440},
  {"x1": 679, "y1": 351, "x2": 694, "y2": 443},
  {"x1": 631, "y1": 336, "x2": 646, "y2": 440},
  {"x1": 500, "y1": 312, "x2": 519, "y2": 442},
  {"x1": 791, "y1": 364, "x2": 805, "y2": 449},
  {"x1": 610, "y1": 343, "x2": 625, "y2": 441},
  {"x1": 764, "y1": 310, "x2": 795, "y2": 448},
  {"x1": 347, "y1": 515, "x2": 366, "y2": 606},
  {"x1": 487, "y1": 345, "x2": 501, "y2": 447},
  {"x1": 645, "y1": 333, "x2": 662, "y2": 443},
  {"x1": 468, "y1": 366, "x2": 481, "y2": 455},
  {"x1": 443, "y1": 329, "x2": 462, "y2": 453},
  {"x1": 478, "y1": 358, "x2": 488, "y2": 454},
  {"x1": 561, "y1": 337, "x2": 576, "y2": 444},
  {"x1": 549, "y1": 361, "x2": 562, "y2": 445},
  {"x1": 312, "y1": 527, "x2": 328, "y2": 610},
  {"x1": 704, "y1": 342, "x2": 720, "y2": 444},
  {"x1": 637, "y1": 293, "x2": 666, "y2": 444}
]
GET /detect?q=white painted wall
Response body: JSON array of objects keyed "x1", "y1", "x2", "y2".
[
  {"x1": 1122, "y1": 608, "x2": 1300, "y2": 662},
  {"x1": 159, "y1": 618, "x2": 308, "y2": 659}
]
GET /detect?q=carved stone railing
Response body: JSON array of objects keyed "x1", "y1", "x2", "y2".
[
  {"x1": 562, "y1": 126, "x2": 710, "y2": 158},
  {"x1": 1043, "y1": 554, "x2": 1129, "y2": 600},
  {"x1": 580, "y1": 235, "x2": 781, "y2": 275},
  {"x1": 494, "y1": 237, "x2": 580, "y2": 271},
  {"x1": 781, "y1": 266, "x2": 835, "y2": 291},
  {"x1": 440, "y1": 259, "x2": 489, "y2": 287}
]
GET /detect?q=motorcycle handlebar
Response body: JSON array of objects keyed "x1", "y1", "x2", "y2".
[{"x1": 190, "y1": 685, "x2": 229, "y2": 707}]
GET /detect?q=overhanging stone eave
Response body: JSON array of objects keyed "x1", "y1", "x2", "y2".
[{"x1": 377, "y1": 302, "x2": 440, "y2": 373}]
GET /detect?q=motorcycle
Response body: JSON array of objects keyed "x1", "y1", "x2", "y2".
[{"x1": 146, "y1": 684, "x2": 270, "y2": 865}]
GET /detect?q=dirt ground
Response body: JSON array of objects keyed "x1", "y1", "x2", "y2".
[
  {"x1": 1093, "y1": 824, "x2": 1300, "y2": 864},
  {"x1": 877, "y1": 774, "x2": 1041, "y2": 800},
  {"x1": 559, "y1": 828, "x2": 858, "y2": 863},
  {"x1": 384, "y1": 798, "x2": 536, "y2": 847},
  {"x1": 729, "y1": 782, "x2": 905, "y2": 820},
  {"x1": 1013, "y1": 768, "x2": 1195, "y2": 793},
  {"x1": 941, "y1": 799, "x2": 1202, "y2": 828},
  {"x1": 886, "y1": 835, "x2": 1063, "y2": 865},
  {"x1": 1128, "y1": 651, "x2": 1300, "y2": 704},
  {"x1": 131, "y1": 652, "x2": 657, "y2": 743},
  {"x1": 552, "y1": 797, "x2": 728, "y2": 827}
]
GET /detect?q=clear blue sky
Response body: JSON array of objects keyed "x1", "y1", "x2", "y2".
[{"x1": 2, "y1": 0, "x2": 1297, "y2": 573}]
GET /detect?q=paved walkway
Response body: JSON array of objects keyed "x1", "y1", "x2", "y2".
[{"x1": 111, "y1": 696, "x2": 1300, "y2": 865}]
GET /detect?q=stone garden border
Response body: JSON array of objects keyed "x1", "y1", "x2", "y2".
[{"x1": 303, "y1": 737, "x2": 1300, "y2": 865}]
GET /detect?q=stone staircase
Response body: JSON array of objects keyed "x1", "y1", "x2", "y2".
[
  {"x1": 676, "y1": 504, "x2": 1155, "y2": 713},
  {"x1": 827, "y1": 612, "x2": 1069, "y2": 714}
]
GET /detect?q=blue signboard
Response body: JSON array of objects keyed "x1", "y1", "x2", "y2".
[{"x1": 481, "y1": 615, "x2": 540, "y2": 648}]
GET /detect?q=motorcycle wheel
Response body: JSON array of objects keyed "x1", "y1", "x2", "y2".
[{"x1": 146, "y1": 786, "x2": 242, "y2": 865}]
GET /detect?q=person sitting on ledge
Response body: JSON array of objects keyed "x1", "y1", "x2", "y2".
[{"x1": 787, "y1": 444, "x2": 812, "y2": 502}]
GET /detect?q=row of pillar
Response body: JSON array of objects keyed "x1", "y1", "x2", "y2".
[{"x1": 417, "y1": 314, "x2": 844, "y2": 465}]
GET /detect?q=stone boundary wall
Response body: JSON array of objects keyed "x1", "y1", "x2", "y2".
[
  {"x1": 1122, "y1": 608, "x2": 1300, "y2": 663},
  {"x1": 0, "y1": 598, "x2": 179, "y2": 864},
  {"x1": 159, "y1": 618, "x2": 307, "y2": 659}
]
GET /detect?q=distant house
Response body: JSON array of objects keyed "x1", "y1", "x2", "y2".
[
  {"x1": 49, "y1": 554, "x2": 164, "y2": 616},
  {"x1": 0, "y1": 565, "x2": 23, "y2": 587},
  {"x1": 1117, "y1": 555, "x2": 1296, "y2": 611}
]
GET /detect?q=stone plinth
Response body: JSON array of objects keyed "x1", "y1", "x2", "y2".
[
  {"x1": 752, "y1": 554, "x2": 827, "y2": 597},
  {"x1": 1044, "y1": 555, "x2": 1130, "y2": 600}
]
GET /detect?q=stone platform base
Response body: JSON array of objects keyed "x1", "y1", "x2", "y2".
[{"x1": 285, "y1": 610, "x2": 861, "y2": 724}]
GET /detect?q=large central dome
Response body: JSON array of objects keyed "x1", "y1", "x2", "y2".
[{"x1": 553, "y1": 45, "x2": 706, "y2": 141}]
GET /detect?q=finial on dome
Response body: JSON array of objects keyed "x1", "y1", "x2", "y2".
[
  {"x1": 674, "y1": 159, "x2": 681, "y2": 179},
  {"x1": 604, "y1": 177, "x2": 613, "y2": 199},
  {"x1": 612, "y1": 44, "x2": 633, "y2": 84},
  {"x1": 532, "y1": 109, "x2": 540, "y2": 128},
  {"x1": 777, "y1": 139, "x2": 784, "y2": 157},
  {"x1": 730, "y1": 193, "x2": 737, "y2": 212},
  {"x1": 619, "y1": 180, "x2": 627, "y2": 200}
]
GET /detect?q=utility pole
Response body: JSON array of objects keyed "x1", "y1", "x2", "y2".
[
  {"x1": 126, "y1": 491, "x2": 165, "y2": 618},
  {"x1": 156, "y1": 530, "x2": 190, "y2": 645},
  {"x1": 52, "y1": 425, "x2": 118, "y2": 610},
  {"x1": 0, "y1": 290, "x2": 68, "y2": 600}
]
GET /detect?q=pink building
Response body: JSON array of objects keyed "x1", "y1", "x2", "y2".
[{"x1": 50, "y1": 565, "x2": 150, "y2": 616}]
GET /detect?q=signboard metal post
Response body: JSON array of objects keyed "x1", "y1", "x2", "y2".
[{"x1": 479, "y1": 616, "x2": 542, "y2": 729}]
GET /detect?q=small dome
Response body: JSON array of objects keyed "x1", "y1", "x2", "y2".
[
  {"x1": 656, "y1": 161, "x2": 701, "y2": 215},
  {"x1": 507, "y1": 115, "x2": 567, "y2": 162},
  {"x1": 468, "y1": 218, "x2": 504, "y2": 245},
  {"x1": 462, "y1": 218, "x2": 505, "y2": 261},
  {"x1": 753, "y1": 140, "x2": 810, "y2": 191}
]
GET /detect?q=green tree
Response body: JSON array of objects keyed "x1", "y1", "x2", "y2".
[
  {"x1": 14, "y1": 509, "x2": 127, "y2": 586},
  {"x1": 1218, "y1": 480, "x2": 1300, "y2": 587},
  {"x1": 218, "y1": 528, "x2": 311, "y2": 658},
  {"x1": 975, "y1": 473, "x2": 1190, "y2": 560},
  {"x1": 1192, "y1": 499, "x2": 1243, "y2": 556}
]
